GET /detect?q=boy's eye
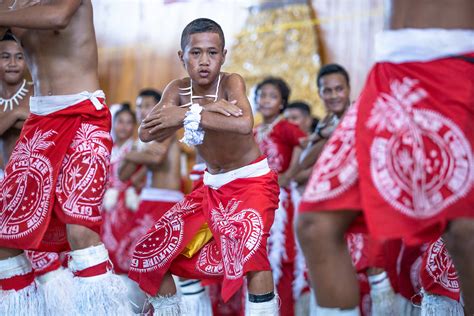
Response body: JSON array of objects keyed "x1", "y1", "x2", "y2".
[
  {"x1": 191, "y1": 51, "x2": 200, "y2": 55},
  {"x1": 209, "y1": 51, "x2": 217, "y2": 55}
]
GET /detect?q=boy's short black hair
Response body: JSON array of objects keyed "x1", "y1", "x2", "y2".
[
  {"x1": 138, "y1": 89, "x2": 162, "y2": 104},
  {"x1": 255, "y1": 77, "x2": 291, "y2": 113},
  {"x1": 286, "y1": 101, "x2": 311, "y2": 116},
  {"x1": 180, "y1": 18, "x2": 225, "y2": 51},
  {"x1": 1, "y1": 30, "x2": 17, "y2": 42},
  {"x1": 114, "y1": 102, "x2": 136, "y2": 124},
  {"x1": 316, "y1": 63, "x2": 350, "y2": 88}
]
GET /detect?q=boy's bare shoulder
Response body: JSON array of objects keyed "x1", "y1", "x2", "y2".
[
  {"x1": 163, "y1": 78, "x2": 190, "y2": 97},
  {"x1": 166, "y1": 77, "x2": 190, "y2": 90},
  {"x1": 221, "y1": 72, "x2": 244, "y2": 83},
  {"x1": 221, "y1": 72, "x2": 246, "y2": 91}
]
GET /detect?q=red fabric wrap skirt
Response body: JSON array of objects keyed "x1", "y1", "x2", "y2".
[
  {"x1": 420, "y1": 238, "x2": 460, "y2": 301},
  {"x1": 0, "y1": 98, "x2": 112, "y2": 252},
  {"x1": 129, "y1": 157, "x2": 279, "y2": 302},
  {"x1": 108, "y1": 193, "x2": 181, "y2": 274},
  {"x1": 300, "y1": 53, "x2": 474, "y2": 245}
]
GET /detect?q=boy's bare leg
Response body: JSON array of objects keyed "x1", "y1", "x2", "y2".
[
  {"x1": 443, "y1": 218, "x2": 474, "y2": 315},
  {"x1": 67, "y1": 224, "x2": 102, "y2": 250},
  {"x1": 146, "y1": 271, "x2": 181, "y2": 315},
  {"x1": 0, "y1": 247, "x2": 22, "y2": 260},
  {"x1": 246, "y1": 270, "x2": 278, "y2": 315},
  {"x1": 159, "y1": 272, "x2": 178, "y2": 295},
  {"x1": 247, "y1": 270, "x2": 274, "y2": 294},
  {"x1": 297, "y1": 210, "x2": 360, "y2": 309}
]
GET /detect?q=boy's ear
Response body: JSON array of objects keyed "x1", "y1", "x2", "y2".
[
  {"x1": 221, "y1": 48, "x2": 227, "y2": 65},
  {"x1": 178, "y1": 50, "x2": 185, "y2": 67}
]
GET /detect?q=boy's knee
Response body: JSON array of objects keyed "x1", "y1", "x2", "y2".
[
  {"x1": 297, "y1": 213, "x2": 319, "y2": 245},
  {"x1": 296, "y1": 212, "x2": 346, "y2": 246},
  {"x1": 67, "y1": 224, "x2": 101, "y2": 250},
  {"x1": 444, "y1": 219, "x2": 474, "y2": 255}
]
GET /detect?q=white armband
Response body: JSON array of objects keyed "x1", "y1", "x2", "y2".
[
  {"x1": 136, "y1": 139, "x2": 147, "y2": 151},
  {"x1": 180, "y1": 103, "x2": 205, "y2": 146}
]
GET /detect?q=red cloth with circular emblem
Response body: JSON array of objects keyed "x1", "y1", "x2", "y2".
[
  {"x1": 0, "y1": 98, "x2": 112, "y2": 252},
  {"x1": 300, "y1": 54, "x2": 474, "y2": 245},
  {"x1": 25, "y1": 250, "x2": 62, "y2": 277},
  {"x1": 420, "y1": 238, "x2": 460, "y2": 301},
  {"x1": 129, "y1": 158, "x2": 279, "y2": 303}
]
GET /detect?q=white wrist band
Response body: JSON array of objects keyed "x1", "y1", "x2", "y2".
[{"x1": 180, "y1": 103, "x2": 205, "y2": 146}]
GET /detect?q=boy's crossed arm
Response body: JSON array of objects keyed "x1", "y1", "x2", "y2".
[
  {"x1": 138, "y1": 80, "x2": 183, "y2": 143},
  {"x1": 0, "y1": 0, "x2": 80, "y2": 30},
  {"x1": 200, "y1": 74, "x2": 252, "y2": 135},
  {"x1": 139, "y1": 74, "x2": 253, "y2": 143}
]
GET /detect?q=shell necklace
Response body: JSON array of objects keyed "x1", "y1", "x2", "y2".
[{"x1": 1, "y1": 79, "x2": 29, "y2": 112}]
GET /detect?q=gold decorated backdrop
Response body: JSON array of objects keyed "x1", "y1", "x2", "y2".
[{"x1": 224, "y1": 2, "x2": 324, "y2": 117}]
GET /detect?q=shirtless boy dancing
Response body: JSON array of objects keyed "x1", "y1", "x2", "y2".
[{"x1": 129, "y1": 18, "x2": 279, "y2": 315}]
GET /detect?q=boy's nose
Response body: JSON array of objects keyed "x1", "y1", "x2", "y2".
[{"x1": 199, "y1": 54, "x2": 210, "y2": 65}]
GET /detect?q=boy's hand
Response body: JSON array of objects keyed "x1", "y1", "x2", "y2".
[
  {"x1": 278, "y1": 173, "x2": 291, "y2": 188},
  {"x1": 142, "y1": 106, "x2": 187, "y2": 134},
  {"x1": 205, "y1": 99, "x2": 242, "y2": 117},
  {"x1": 319, "y1": 124, "x2": 336, "y2": 139},
  {"x1": 300, "y1": 133, "x2": 319, "y2": 147}
]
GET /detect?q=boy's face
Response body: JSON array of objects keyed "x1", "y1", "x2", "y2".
[
  {"x1": 318, "y1": 73, "x2": 350, "y2": 116},
  {"x1": 114, "y1": 111, "x2": 135, "y2": 142},
  {"x1": 136, "y1": 95, "x2": 157, "y2": 122},
  {"x1": 0, "y1": 40, "x2": 26, "y2": 85},
  {"x1": 179, "y1": 32, "x2": 226, "y2": 86},
  {"x1": 284, "y1": 108, "x2": 312, "y2": 133},
  {"x1": 256, "y1": 83, "x2": 282, "y2": 119}
]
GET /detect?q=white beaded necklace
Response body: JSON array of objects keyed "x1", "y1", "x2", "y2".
[
  {"x1": 178, "y1": 74, "x2": 221, "y2": 107},
  {"x1": 0, "y1": 79, "x2": 29, "y2": 112}
]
